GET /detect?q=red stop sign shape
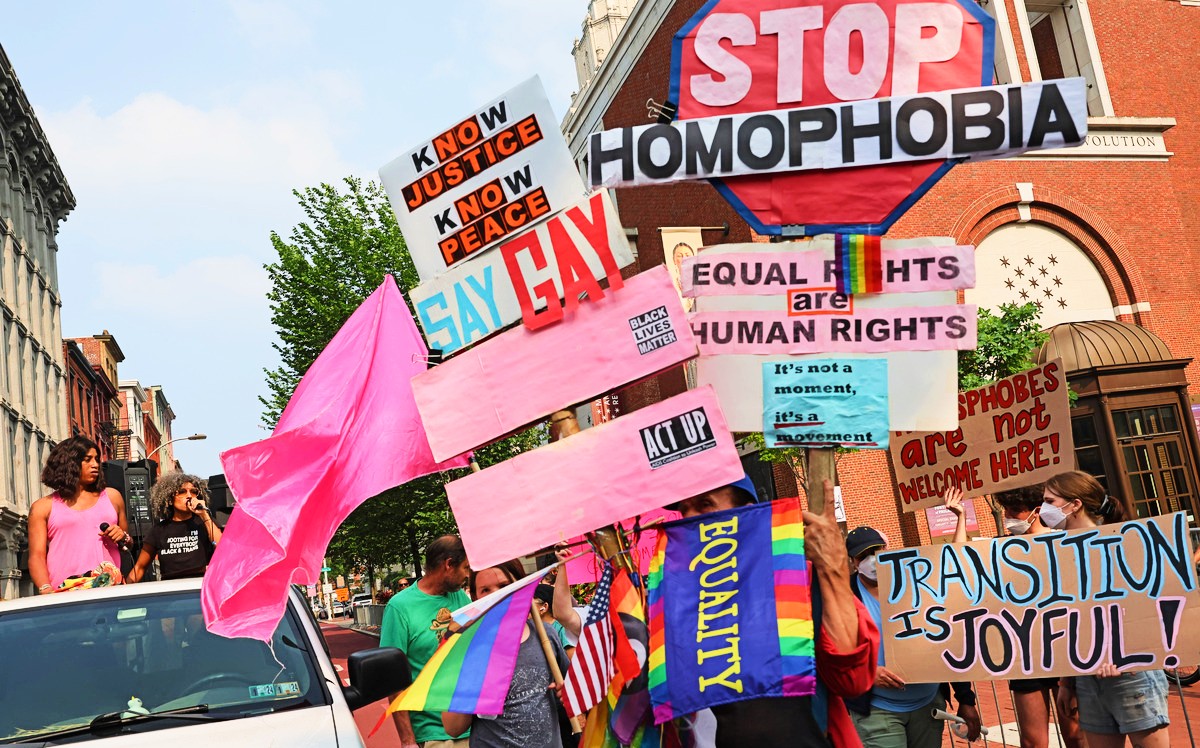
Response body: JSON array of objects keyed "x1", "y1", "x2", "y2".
[{"x1": 669, "y1": 0, "x2": 995, "y2": 234}]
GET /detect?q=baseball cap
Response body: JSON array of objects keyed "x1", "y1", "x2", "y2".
[
  {"x1": 845, "y1": 526, "x2": 886, "y2": 559},
  {"x1": 666, "y1": 473, "x2": 759, "y2": 511}
]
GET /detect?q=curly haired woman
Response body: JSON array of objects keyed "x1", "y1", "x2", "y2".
[{"x1": 127, "y1": 472, "x2": 222, "y2": 582}]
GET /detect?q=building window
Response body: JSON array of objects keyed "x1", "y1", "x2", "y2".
[
  {"x1": 1020, "y1": 0, "x2": 1112, "y2": 116},
  {"x1": 1113, "y1": 405, "x2": 1195, "y2": 519},
  {"x1": 1071, "y1": 414, "x2": 1107, "y2": 490}
]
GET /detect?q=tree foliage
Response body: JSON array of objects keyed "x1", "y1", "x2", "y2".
[
  {"x1": 262, "y1": 177, "x2": 543, "y2": 579},
  {"x1": 958, "y1": 302, "x2": 1049, "y2": 391}
]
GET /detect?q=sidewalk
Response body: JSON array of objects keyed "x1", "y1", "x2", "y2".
[{"x1": 944, "y1": 678, "x2": 1200, "y2": 747}]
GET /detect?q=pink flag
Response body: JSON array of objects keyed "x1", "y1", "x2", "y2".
[{"x1": 202, "y1": 276, "x2": 469, "y2": 640}]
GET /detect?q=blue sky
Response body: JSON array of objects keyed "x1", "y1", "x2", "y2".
[{"x1": 3, "y1": 1, "x2": 588, "y2": 474}]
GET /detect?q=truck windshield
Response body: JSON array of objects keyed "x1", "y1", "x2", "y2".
[{"x1": 0, "y1": 590, "x2": 326, "y2": 743}]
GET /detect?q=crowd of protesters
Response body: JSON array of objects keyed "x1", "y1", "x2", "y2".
[{"x1": 22, "y1": 435, "x2": 1175, "y2": 748}]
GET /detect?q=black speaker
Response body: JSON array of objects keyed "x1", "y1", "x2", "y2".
[
  {"x1": 103, "y1": 460, "x2": 129, "y2": 495},
  {"x1": 207, "y1": 473, "x2": 231, "y2": 511}
]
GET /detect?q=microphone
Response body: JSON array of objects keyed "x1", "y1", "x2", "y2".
[
  {"x1": 100, "y1": 522, "x2": 133, "y2": 553},
  {"x1": 188, "y1": 498, "x2": 207, "y2": 513}
]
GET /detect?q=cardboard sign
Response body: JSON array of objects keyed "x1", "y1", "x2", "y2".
[
  {"x1": 762, "y1": 359, "x2": 889, "y2": 448},
  {"x1": 413, "y1": 266, "x2": 697, "y2": 461},
  {"x1": 589, "y1": 79, "x2": 1088, "y2": 189},
  {"x1": 926, "y1": 502, "x2": 980, "y2": 540},
  {"x1": 696, "y1": 291, "x2": 960, "y2": 433},
  {"x1": 380, "y1": 76, "x2": 586, "y2": 282},
  {"x1": 448, "y1": 386, "x2": 743, "y2": 569},
  {"x1": 877, "y1": 512, "x2": 1200, "y2": 682},
  {"x1": 681, "y1": 240, "x2": 975, "y2": 297},
  {"x1": 690, "y1": 305, "x2": 977, "y2": 355},
  {"x1": 409, "y1": 191, "x2": 635, "y2": 354},
  {"x1": 890, "y1": 360, "x2": 1075, "y2": 512}
]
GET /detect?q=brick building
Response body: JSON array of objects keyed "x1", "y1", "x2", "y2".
[
  {"x1": 69, "y1": 331, "x2": 126, "y2": 458},
  {"x1": 562, "y1": 0, "x2": 1200, "y2": 546}
]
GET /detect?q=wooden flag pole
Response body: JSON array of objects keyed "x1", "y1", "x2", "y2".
[{"x1": 805, "y1": 447, "x2": 836, "y2": 513}]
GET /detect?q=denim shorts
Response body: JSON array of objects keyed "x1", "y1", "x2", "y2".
[{"x1": 1075, "y1": 670, "x2": 1170, "y2": 735}]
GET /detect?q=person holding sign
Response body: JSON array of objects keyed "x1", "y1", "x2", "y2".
[
  {"x1": 844, "y1": 525, "x2": 981, "y2": 747},
  {"x1": 441, "y1": 561, "x2": 569, "y2": 748},
  {"x1": 944, "y1": 486, "x2": 1085, "y2": 748},
  {"x1": 671, "y1": 478, "x2": 878, "y2": 748},
  {"x1": 1045, "y1": 472, "x2": 1171, "y2": 748}
]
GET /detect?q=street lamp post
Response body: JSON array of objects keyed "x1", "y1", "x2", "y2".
[{"x1": 146, "y1": 433, "x2": 207, "y2": 465}]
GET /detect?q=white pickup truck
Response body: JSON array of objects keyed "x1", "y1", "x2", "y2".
[{"x1": 0, "y1": 578, "x2": 409, "y2": 746}]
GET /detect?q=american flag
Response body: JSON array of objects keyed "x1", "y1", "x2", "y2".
[{"x1": 562, "y1": 563, "x2": 617, "y2": 718}]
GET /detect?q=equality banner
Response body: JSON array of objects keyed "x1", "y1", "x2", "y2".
[
  {"x1": 413, "y1": 266, "x2": 697, "y2": 461},
  {"x1": 409, "y1": 190, "x2": 635, "y2": 354},
  {"x1": 448, "y1": 386, "x2": 743, "y2": 570},
  {"x1": 762, "y1": 359, "x2": 889, "y2": 449},
  {"x1": 890, "y1": 360, "x2": 1074, "y2": 512},
  {"x1": 589, "y1": 79, "x2": 1088, "y2": 189},
  {"x1": 681, "y1": 240, "x2": 975, "y2": 297},
  {"x1": 878, "y1": 512, "x2": 1200, "y2": 682},
  {"x1": 647, "y1": 499, "x2": 815, "y2": 723},
  {"x1": 380, "y1": 76, "x2": 586, "y2": 282},
  {"x1": 696, "y1": 291, "x2": 961, "y2": 433},
  {"x1": 690, "y1": 305, "x2": 977, "y2": 355}
]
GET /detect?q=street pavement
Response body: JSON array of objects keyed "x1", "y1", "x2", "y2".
[{"x1": 319, "y1": 619, "x2": 400, "y2": 748}]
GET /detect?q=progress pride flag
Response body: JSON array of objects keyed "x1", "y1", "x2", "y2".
[
  {"x1": 448, "y1": 386, "x2": 743, "y2": 569},
  {"x1": 413, "y1": 266, "x2": 697, "y2": 461}
]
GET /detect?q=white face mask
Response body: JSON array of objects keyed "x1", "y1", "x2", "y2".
[
  {"x1": 857, "y1": 555, "x2": 878, "y2": 582},
  {"x1": 1004, "y1": 517, "x2": 1032, "y2": 535},
  {"x1": 1039, "y1": 501, "x2": 1069, "y2": 530}
]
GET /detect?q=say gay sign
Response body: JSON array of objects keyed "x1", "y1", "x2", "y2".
[{"x1": 877, "y1": 512, "x2": 1200, "y2": 682}]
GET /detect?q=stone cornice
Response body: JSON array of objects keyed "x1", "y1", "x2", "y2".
[{"x1": 0, "y1": 45, "x2": 75, "y2": 222}]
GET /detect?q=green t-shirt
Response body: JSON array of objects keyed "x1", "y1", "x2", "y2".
[{"x1": 380, "y1": 583, "x2": 471, "y2": 743}]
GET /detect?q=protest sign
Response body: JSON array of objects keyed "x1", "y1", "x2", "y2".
[
  {"x1": 926, "y1": 502, "x2": 980, "y2": 543},
  {"x1": 380, "y1": 76, "x2": 586, "y2": 282},
  {"x1": 409, "y1": 190, "x2": 635, "y2": 353},
  {"x1": 447, "y1": 386, "x2": 743, "y2": 569},
  {"x1": 691, "y1": 304, "x2": 976, "y2": 355},
  {"x1": 681, "y1": 240, "x2": 975, "y2": 297},
  {"x1": 696, "y1": 291, "x2": 961, "y2": 433},
  {"x1": 647, "y1": 498, "x2": 815, "y2": 722},
  {"x1": 877, "y1": 512, "x2": 1200, "y2": 682},
  {"x1": 890, "y1": 360, "x2": 1075, "y2": 512},
  {"x1": 589, "y1": 79, "x2": 1088, "y2": 189},
  {"x1": 413, "y1": 266, "x2": 697, "y2": 461},
  {"x1": 762, "y1": 359, "x2": 888, "y2": 448}
]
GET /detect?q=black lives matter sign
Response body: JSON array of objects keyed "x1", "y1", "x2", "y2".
[
  {"x1": 641, "y1": 407, "x2": 716, "y2": 469},
  {"x1": 629, "y1": 305, "x2": 678, "y2": 355}
]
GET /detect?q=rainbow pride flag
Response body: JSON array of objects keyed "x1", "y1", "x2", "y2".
[
  {"x1": 383, "y1": 572, "x2": 545, "y2": 719},
  {"x1": 647, "y1": 498, "x2": 815, "y2": 723},
  {"x1": 834, "y1": 233, "x2": 883, "y2": 295}
]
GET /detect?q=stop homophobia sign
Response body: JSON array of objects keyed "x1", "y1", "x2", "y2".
[{"x1": 889, "y1": 360, "x2": 1074, "y2": 512}]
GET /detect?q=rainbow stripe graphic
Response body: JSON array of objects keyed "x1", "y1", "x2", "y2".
[
  {"x1": 834, "y1": 233, "x2": 883, "y2": 295},
  {"x1": 387, "y1": 576, "x2": 542, "y2": 717},
  {"x1": 646, "y1": 498, "x2": 815, "y2": 723},
  {"x1": 771, "y1": 498, "x2": 816, "y2": 696}
]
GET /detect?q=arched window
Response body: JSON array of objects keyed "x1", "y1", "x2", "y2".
[{"x1": 965, "y1": 223, "x2": 1116, "y2": 327}]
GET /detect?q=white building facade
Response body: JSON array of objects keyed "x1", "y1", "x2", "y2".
[{"x1": 0, "y1": 46, "x2": 75, "y2": 600}]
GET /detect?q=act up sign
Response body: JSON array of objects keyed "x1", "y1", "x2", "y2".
[{"x1": 380, "y1": 76, "x2": 586, "y2": 281}]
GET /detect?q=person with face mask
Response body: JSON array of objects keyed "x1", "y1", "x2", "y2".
[
  {"x1": 944, "y1": 485, "x2": 1086, "y2": 748},
  {"x1": 844, "y1": 527, "x2": 981, "y2": 747},
  {"x1": 1046, "y1": 471, "x2": 1170, "y2": 748}
]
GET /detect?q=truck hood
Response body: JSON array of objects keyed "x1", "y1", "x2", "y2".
[{"x1": 31, "y1": 705, "x2": 362, "y2": 748}]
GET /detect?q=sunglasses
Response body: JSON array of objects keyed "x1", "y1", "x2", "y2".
[{"x1": 175, "y1": 487, "x2": 200, "y2": 497}]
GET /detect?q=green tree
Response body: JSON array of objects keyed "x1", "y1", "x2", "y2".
[
  {"x1": 263, "y1": 177, "x2": 544, "y2": 580},
  {"x1": 958, "y1": 302, "x2": 1049, "y2": 391}
]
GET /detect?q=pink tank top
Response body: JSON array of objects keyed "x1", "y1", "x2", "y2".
[{"x1": 46, "y1": 489, "x2": 122, "y2": 587}]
